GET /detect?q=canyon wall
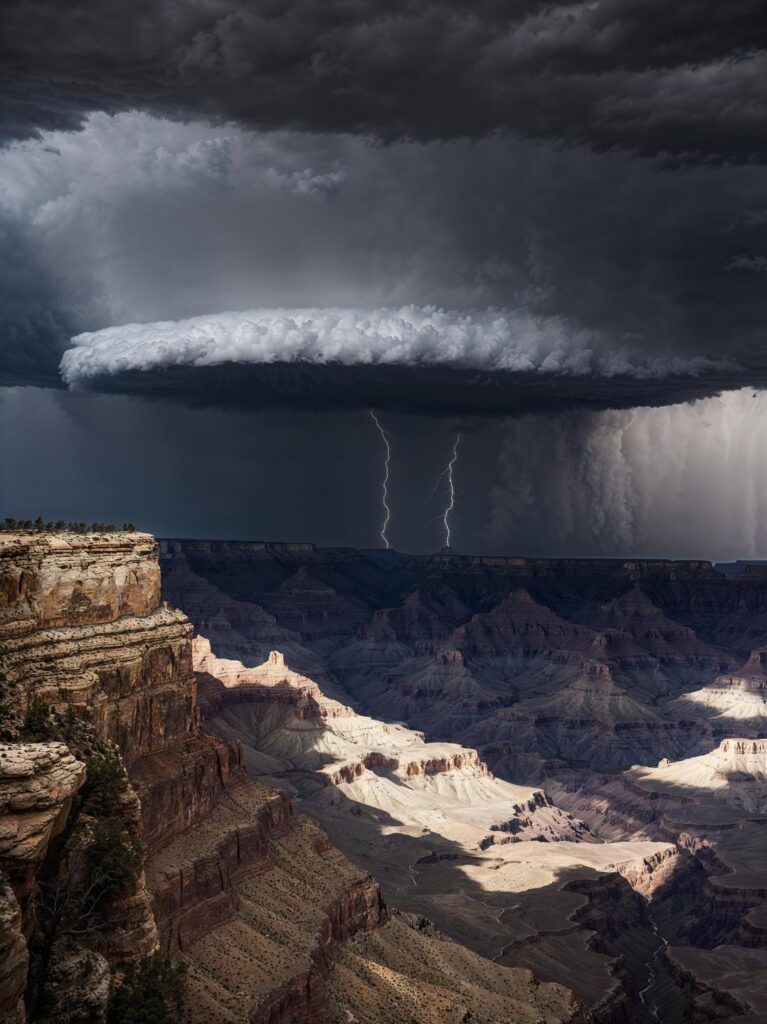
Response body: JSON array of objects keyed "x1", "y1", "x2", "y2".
[{"x1": 0, "y1": 533, "x2": 386, "y2": 1023}]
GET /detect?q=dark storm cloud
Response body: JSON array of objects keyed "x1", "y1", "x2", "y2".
[
  {"x1": 58, "y1": 358, "x2": 763, "y2": 419},
  {"x1": 59, "y1": 304, "x2": 749, "y2": 417},
  {"x1": 3, "y1": 2, "x2": 767, "y2": 557},
  {"x1": 489, "y1": 390, "x2": 767, "y2": 559},
  {"x1": 2, "y1": 4, "x2": 765, "y2": 406},
  {"x1": 0, "y1": 113, "x2": 763, "y2": 413},
  {"x1": 6, "y1": 385, "x2": 767, "y2": 560},
  {"x1": 1, "y1": 0, "x2": 766, "y2": 157},
  {"x1": 0, "y1": 218, "x2": 75, "y2": 387},
  {"x1": 0, "y1": 386, "x2": 506, "y2": 553}
]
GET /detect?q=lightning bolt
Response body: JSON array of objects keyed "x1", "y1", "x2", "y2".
[
  {"x1": 441, "y1": 433, "x2": 461, "y2": 548},
  {"x1": 368, "y1": 410, "x2": 393, "y2": 549}
]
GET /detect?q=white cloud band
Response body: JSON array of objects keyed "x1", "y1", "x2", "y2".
[{"x1": 60, "y1": 306, "x2": 729, "y2": 386}]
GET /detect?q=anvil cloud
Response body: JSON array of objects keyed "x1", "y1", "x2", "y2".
[
  {"x1": 61, "y1": 306, "x2": 738, "y2": 417},
  {"x1": 1, "y1": 113, "x2": 764, "y2": 412},
  {"x1": 62, "y1": 306, "x2": 730, "y2": 381}
]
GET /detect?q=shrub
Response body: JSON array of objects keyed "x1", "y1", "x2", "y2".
[
  {"x1": 0, "y1": 518, "x2": 139, "y2": 533},
  {"x1": 81, "y1": 746, "x2": 126, "y2": 818},
  {"x1": 20, "y1": 697, "x2": 56, "y2": 741},
  {"x1": 86, "y1": 817, "x2": 142, "y2": 910},
  {"x1": 0, "y1": 670, "x2": 15, "y2": 740},
  {"x1": 107, "y1": 955, "x2": 186, "y2": 1024}
]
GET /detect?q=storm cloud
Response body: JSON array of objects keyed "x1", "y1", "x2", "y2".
[
  {"x1": 1, "y1": 113, "x2": 765, "y2": 411},
  {"x1": 2, "y1": 3, "x2": 767, "y2": 553},
  {"x1": 60, "y1": 304, "x2": 745, "y2": 417},
  {"x1": 1, "y1": 1, "x2": 766, "y2": 158},
  {"x1": 489, "y1": 388, "x2": 767, "y2": 560},
  {"x1": 4, "y1": 384, "x2": 767, "y2": 560}
]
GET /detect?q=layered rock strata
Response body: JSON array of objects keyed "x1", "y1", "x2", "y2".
[
  {"x1": 193, "y1": 638, "x2": 591, "y2": 849},
  {"x1": 0, "y1": 743, "x2": 86, "y2": 926},
  {"x1": 160, "y1": 538, "x2": 767, "y2": 1021},
  {"x1": 0, "y1": 879, "x2": 28, "y2": 1024},
  {"x1": 192, "y1": 638, "x2": 705, "y2": 1021}
]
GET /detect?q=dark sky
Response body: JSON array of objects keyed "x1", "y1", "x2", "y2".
[{"x1": 1, "y1": 1, "x2": 766, "y2": 555}]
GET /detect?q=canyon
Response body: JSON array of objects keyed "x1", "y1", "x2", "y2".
[
  {"x1": 0, "y1": 533, "x2": 587, "y2": 1024},
  {"x1": 160, "y1": 539, "x2": 767, "y2": 1022},
  {"x1": 2, "y1": 533, "x2": 766, "y2": 1022}
]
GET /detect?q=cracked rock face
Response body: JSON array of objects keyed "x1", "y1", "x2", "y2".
[
  {"x1": 0, "y1": 742, "x2": 86, "y2": 916},
  {"x1": 0, "y1": 879, "x2": 27, "y2": 1024},
  {"x1": 0, "y1": 533, "x2": 196, "y2": 766},
  {"x1": 0, "y1": 743, "x2": 86, "y2": 814},
  {"x1": 0, "y1": 532, "x2": 160, "y2": 631},
  {"x1": 37, "y1": 942, "x2": 111, "y2": 1024}
]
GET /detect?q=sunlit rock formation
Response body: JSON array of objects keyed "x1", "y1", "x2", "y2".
[
  {"x1": 193, "y1": 637, "x2": 591, "y2": 850},
  {"x1": 160, "y1": 539, "x2": 767, "y2": 1021}
]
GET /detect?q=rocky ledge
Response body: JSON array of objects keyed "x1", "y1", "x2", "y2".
[{"x1": 0, "y1": 743, "x2": 86, "y2": 922}]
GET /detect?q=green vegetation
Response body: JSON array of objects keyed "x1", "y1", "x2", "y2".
[
  {"x1": 0, "y1": 672, "x2": 16, "y2": 740},
  {"x1": 85, "y1": 816, "x2": 142, "y2": 910},
  {"x1": 17, "y1": 698, "x2": 97, "y2": 749},
  {"x1": 34, "y1": 816, "x2": 141, "y2": 944},
  {"x1": 20, "y1": 705, "x2": 151, "y2": 1018},
  {"x1": 0, "y1": 517, "x2": 136, "y2": 533},
  {"x1": 19, "y1": 697, "x2": 58, "y2": 741},
  {"x1": 18, "y1": 701, "x2": 129, "y2": 816},
  {"x1": 17, "y1": 702, "x2": 138, "y2": 911},
  {"x1": 52, "y1": 716, "x2": 140, "y2": 908},
  {"x1": 107, "y1": 956, "x2": 186, "y2": 1024},
  {"x1": 80, "y1": 745, "x2": 126, "y2": 818},
  {"x1": 33, "y1": 720, "x2": 142, "y2": 931}
]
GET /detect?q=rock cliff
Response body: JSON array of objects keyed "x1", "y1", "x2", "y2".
[{"x1": 0, "y1": 533, "x2": 206, "y2": 1019}]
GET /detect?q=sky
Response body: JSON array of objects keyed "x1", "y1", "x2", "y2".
[{"x1": 1, "y1": 1, "x2": 766, "y2": 556}]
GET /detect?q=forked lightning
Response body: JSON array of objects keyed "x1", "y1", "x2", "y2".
[{"x1": 368, "y1": 410, "x2": 393, "y2": 549}]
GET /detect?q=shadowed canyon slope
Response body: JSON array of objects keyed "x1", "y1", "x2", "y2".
[
  {"x1": 159, "y1": 539, "x2": 767, "y2": 1022},
  {"x1": 0, "y1": 533, "x2": 587, "y2": 1024}
]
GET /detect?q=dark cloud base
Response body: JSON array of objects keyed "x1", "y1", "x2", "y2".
[
  {"x1": 70, "y1": 361, "x2": 762, "y2": 418},
  {"x1": 2, "y1": 0, "x2": 766, "y2": 157}
]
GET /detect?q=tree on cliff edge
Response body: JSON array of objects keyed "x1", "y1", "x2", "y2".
[{"x1": 107, "y1": 956, "x2": 186, "y2": 1024}]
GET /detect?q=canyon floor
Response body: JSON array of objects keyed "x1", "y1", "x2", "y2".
[{"x1": 162, "y1": 540, "x2": 767, "y2": 1023}]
